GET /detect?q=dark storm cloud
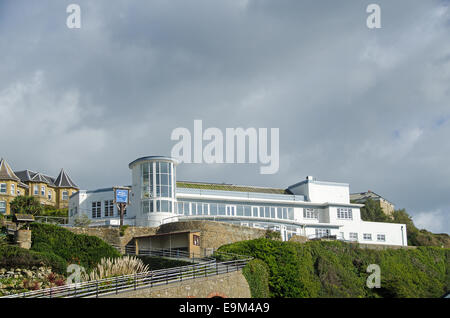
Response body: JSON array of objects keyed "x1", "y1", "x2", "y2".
[{"x1": 0, "y1": 0, "x2": 449, "y2": 233}]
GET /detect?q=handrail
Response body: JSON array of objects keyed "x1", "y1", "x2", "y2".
[{"x1": 2, "y1": 247, "x2": 252, "y2": 298}]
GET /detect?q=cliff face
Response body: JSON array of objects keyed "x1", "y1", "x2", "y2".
[{"x1": 218, "y1": 238, "x2": 450, "y2": 298}]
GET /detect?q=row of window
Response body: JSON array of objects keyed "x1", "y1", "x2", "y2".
[
  {"x1": 91, "y1": 200, "x2": 126, "y2": 218},
  {"x1": 346, "y1": 232, "x2": 386, "y2": 242},
  {"x1": 142, "y1": 200, "x2": 173, "y2": 213},
  {"x1": 141, "y1": 162, "x2": 174, "y2": 199},
  {"x1": 177, "y1": 201, "x2": 295, "y2": 220},
  {"x1": 0, "y1": 183, "x2": 69, "y2": 200}
]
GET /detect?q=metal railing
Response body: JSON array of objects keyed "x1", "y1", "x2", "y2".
[{"x1": 2, "y1": 248, "x2": 252, "y2": 298}]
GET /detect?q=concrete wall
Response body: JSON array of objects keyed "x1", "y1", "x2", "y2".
[{"x1": 103, "y1": 270, "x2": 251, "y2": 298}]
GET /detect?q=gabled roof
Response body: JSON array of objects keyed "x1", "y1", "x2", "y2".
[
  {"x1": 15, "y1": 169, "x2": 56, "y2": 187},
  {"x1": 0, "y1": 158, "x2": 20, "y2": 182},
  {"x1": 350, "y1": 191, "x2": 394, "y2": 205},
  {"x1": 54, "y1": 168, "x2": 78, "y2": 189}
]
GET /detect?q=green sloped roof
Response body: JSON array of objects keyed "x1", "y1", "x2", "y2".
[{"x1": 176, "y1": 181, "x2": 291, "y2": 195}]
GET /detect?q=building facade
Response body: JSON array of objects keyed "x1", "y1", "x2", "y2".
[
  {"x1": 350, "y1": 191, "x2": 395, "y2": 217},
  {"x1": 69, "y1": 156, "x2": 408, "y2": 246},
  {"x1": 0, "y1": 158, "x2": 79, "y2": 215}
]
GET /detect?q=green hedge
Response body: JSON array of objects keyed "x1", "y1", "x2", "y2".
[
  {"x1": 0, "y1": 244, "x2": 67, "y2": 274},
  {"x1": 242, "y1": 259, "x2": 270, "y2": 298},
  {"x1": 136, "y1": 255, "x2": 192, "y2": 270},
  {"x1": 30, "y1": 223, "x2": 120, "y2": 271},
  {"x1": 218, "y1": 238, "x2": 450, "y2": 298}
]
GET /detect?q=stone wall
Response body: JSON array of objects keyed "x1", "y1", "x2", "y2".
[
  {"x1": 103, "y1": 270, "x2": 251, "y2": 298},
  {"x1": 67, "y1": 226, "x2": 157, "y2": 251},
  {"x1": 156, "y1": 221, "x2": 267, "y2": 251},
  {"x1": 68, "y1": 221, "x2": 267, "y2": 253}
]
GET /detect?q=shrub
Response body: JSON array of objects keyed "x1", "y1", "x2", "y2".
[
  {"x1": 218, "y1": 238, "x2": 449, "y2": 298},
  {"x1": 136, "y1": 255, "x2": 192, "y2": 270},
  {"x1": 30, "y1": 223, "x2": 120, "y2": 271},
  {"x1": 83, "y1": 256, "x2": 149, "y2": 281},
  {"x1": 242, "y1": 259, "x2": 270, "y2": 298},
  {"x1": 0, "y1": 244, "x2": 67, "y2": 274}
]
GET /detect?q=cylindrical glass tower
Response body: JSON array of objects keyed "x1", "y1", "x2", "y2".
[{"x1": 129, "y1": 156, "x2": 178, "y2": 227}]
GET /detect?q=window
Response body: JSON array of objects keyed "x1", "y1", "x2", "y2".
[
  {"x1": 33, "y1": 185, "x2": 38, "y2": 195},
  {"x1": 92, "y1": 201, "x2": 101, "y2": 218},
  {"x1": 315, "y1": 228, "x2": 330, "y2": 238},
  {"x1": 337, "y1": 208, "x2": 353, "y2": 220},
  {"x1": 104, "y1": 200, "x2": 114, "y2": 217},
  {"x1": 62, "y1": 191, "x2": 69, "y2": 201},
  {"x1": 193, "y1": 235, "x2": 200, "y2": 246},
  {"x1": 252, "y1": 207, "x2": 258, "y2": 217},
  {"x1": 363, "y1": 233, "x2": 372, "y2": 241},
  {"x1": 304, "y1": 208, "x2": 319, "y2": 219},
  {"x1": 349, "y1": 232, "x2": 358, "y2": 241},
  {"x1": 48, "y1": 190, "x2": 52, "y2": 200},
  {"x1": 377, "y1": 234, "x2": 386, "y2": 242},
  {"x1": 41, "y1": 186, "x2": 45, "y2": 196},
  {"x1": 0, "y1": 201, "x2": 6, "y2": 214},
  {"x1": 11, "y1": 184, "x2": 15, "y2": 196},
  {"x1": 0, "y1": 183, "x2": 7, "y2": 194}
]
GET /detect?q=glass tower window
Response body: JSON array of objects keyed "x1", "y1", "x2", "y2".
[{"x1": 140, "y1": 161, "x2": 175, "y2": 213}]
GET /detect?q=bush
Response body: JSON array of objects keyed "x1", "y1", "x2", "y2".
[
  {"x1": 0, "y1": 244, "x2": 67, "y2": 274},
  {"x1": 83, "y1": 256, "x2": 149, "y2": 281},
  {"x1": 218, "y1": 238, "x2": 449, "y2": 298},
  {"x1": 136, "y1": 255, "x2": 193, "y2": 270},
  {"x1": 242, "y1": 259, "x2": 270, "y2": 298},
  {"x1": 30, "y1": 223, "x2": 120, "y2": 271}
]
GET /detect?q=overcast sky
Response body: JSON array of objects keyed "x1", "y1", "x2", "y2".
[{"x1": 1, "y1": 0, "x2": 449, "y2": 234}]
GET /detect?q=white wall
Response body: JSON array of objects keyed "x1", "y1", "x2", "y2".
[{"x1": 289, "y1": 180, "x2": 350, "y2": 204}]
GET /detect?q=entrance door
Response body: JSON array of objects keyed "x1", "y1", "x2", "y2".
[{"x1": 226, "y1": 205, "x2": 236, "y2": 216}]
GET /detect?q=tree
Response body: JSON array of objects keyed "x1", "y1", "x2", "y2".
[
  {"x1": 73, "y1": 214, "x2": 91, "y2": 228},
  {"x1": 10, "y1": 196, "x2": 43, "y2": 216},
  {"x1": 359, "y1": 198, "x2": 389, "y2": 222}
]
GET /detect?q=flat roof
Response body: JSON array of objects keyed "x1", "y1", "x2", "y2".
[{"x1": 128, "y1": 156, "x2": 179, "y2": 169}]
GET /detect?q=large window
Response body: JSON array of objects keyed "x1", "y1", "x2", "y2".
[
  {"x1": 337, "y1": 208, "x2": 353, "y2": 220},
  {"x1": 91, "y1": 201, "x2": 101, "y2": 218},
  {"x1": 315, "y1": 228, "x2": 330, "y2": 238},
  {"x1": 177, "y1": 201, "x2": 295, "y2": 221},
  {"x1": 104, "y1": 200, "x2": 114, "y2": 217},
  {"x1": 304, "y1": 208, "x2": 319, "y2": 219},
  {"x1": 0, "y1": 183, "x2": 7, "y2": 194},
  {"x1": 0, "y1": 201, "x2": 6, "y2": 214}
]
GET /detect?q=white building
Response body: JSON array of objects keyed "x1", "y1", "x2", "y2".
[{"x1": 69, "y1": 156, "x2": 408, "y2": 246}]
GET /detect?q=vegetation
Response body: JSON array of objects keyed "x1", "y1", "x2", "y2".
[
  {"x1": 0, "y1": 244, "x2": 67, "y2": 274},
  {"x1": 136, "y1": 255, "x2": 193, "y2": 270},
  {"x1": 82, "y1": 256, "x2": 149, "y2": 281},
  {"x1": 30, "y1": 223, "x2": 120, "y2": 272},
  {"x1": 359, "y1": 198, "x2": 390, "y2": 222},
  {"x1": 265, "y1": 229, "x2": 281, "y2": 241},
  {"x1": 119, "y1": 225, "x2": 129, "y2": 237},
  {"x1": 72, "y1": 214, "x2": 91, "y2": 227},
  {"x1": 242, "y1": 259, "x2": 270, "y2": 298},
  {"x1": 218, "y1": 238, "x2": 449, "y2": 298},
  {"x1": 10, "y1": 196, "x2": 43, "y2": 216},
  {"x1": 356, "y1": 199, "x2": 450, "y2": 248}
]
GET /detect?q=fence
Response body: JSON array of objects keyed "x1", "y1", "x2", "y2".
[{"x1": 2, "y1": 249, "x2": 252, "y2": 298}]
